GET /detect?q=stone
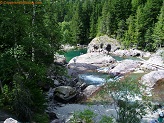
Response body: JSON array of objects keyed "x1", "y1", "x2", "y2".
[
  {"x1": 54, "y1": 53, "x2": 67, "y2": 65},
  {"x1": 87, "y1": 35, "x2": 121, "y2": 53},
  {"x1": 76, "y1": 82, "x2": 87, "y2": 90},
  {"x1": 109, "y1": 60, "x2": 141, "y2": 75},
  {"x1": 113, "y1": 49, "x2": 147, "y2": 57},
  {"x1": 140, "y1": 55, "x2": 164, "y2": 71},
  {"x1": 54, "y1": 80, "x2": 60, "y2": 86},
  {"x1": 60, "y1": 44, "x2": 75, "y2": 51},
  {"x1": 67, "y1": 52, "x2": 116, "y2": 77},
  {"x1": 54, "y1": 86, "x2": 77, "y2": 102},
  {"x1": 140, "y1": 70, "x2": 164, "y2": 88},
  {"x1": 4, "y1": 118, "x2": 18, "y2": 123},
  {"x1": 83, "y1": 85, "x2": 100, "y2": 98}
]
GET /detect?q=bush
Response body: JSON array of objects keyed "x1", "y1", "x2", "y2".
[
  {"x1": 99, "y1": 115, "x2": 113, "y2": 123},
  {"x1": 0, "y1": 73, "x2": 46, "y2": 122},
  {"x1": 70, "y1": 109, "x2": 97, "y2": 123},
  {"x1": 33, "y1": 113, "x2": 49, "y2": 123}
]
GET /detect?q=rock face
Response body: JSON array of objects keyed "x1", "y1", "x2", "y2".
[
  {"x1": 54, "y1": 53, "x2": 67, "y2": 65},
  {"x1": 82, "y1": 85, "x2": 100, "y2": 98},
  {"x1": 113, "y1": 49, "x2": 150, "y2": 57},
  {"x1": 0, "y1": 110, "x2": 17, "y2": 123},
  {"x1": 67, "y1": 52, "x2": 116, "y2": 76},
  {"x1": 54, "y1": 86, "x2": 77, "y2": 102},
  {"x1": 140, "y1": 54, "x2": 164, "y2": 71},
  {"x1": 87, "y1": 35, "x2": 121, "y2": 53},
  {"x1": 4, "y1": 118, "x2": 18, "y2": 123},
  {"x1": 109, "y1": 60, "x2": 141, "y2": 75},
  {"x1": 140, "y1": 70, "x2": 164, "y2": 88}
]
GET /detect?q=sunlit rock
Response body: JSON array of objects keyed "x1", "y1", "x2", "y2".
[
  {"x1": 83, "y1": 85, "x2": 100, "y2": 98},
  {"x1": 87, "y1": 35, "x2": 121, "y2": 53},
  {"x1": 54, "y1": 86, "x2": 77, "y2": 102},
  {"x1": 140, "y1": 70, "x2": 164, "y2": 88},
  {"x1": 4, "y1": 118, "x2": 18, "y2": 123},
  {"x1": 67, "y1": 52, "x2": 116, "y2": 77},
  {"x1": 109, "y1": 59, "x2": 141, "y2": 75}
]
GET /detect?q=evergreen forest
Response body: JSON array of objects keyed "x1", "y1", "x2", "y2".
[{"x1": 0, "y1": 0, "x2": 164, "y2": 122}]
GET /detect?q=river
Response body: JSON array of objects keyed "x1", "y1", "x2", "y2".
[{"x1": 63, "y1": 48, "x2": 163, "y2": 103}]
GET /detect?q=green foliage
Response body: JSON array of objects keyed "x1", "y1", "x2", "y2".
[
  {"x1": 152, "y1": 2, "x2": 164, "y2": 49},
  {"x1": 70, "y1": 109, "x2": 97, "y2": 123},
  {"x1": 99, "y1": 115, "x2": 113, "y2": 123},
  {"x1": 0, "y1": 73, "x2": 46, "y2": 122},
  {"x1": 0, "y1": 1, "x2": 62, "y2": 122},
  {"x1": 101, "y1": 79, "x2": 148, "y2": 123},
  {"x1": 33, "y1": 113, "x2": 49, "y2": 123},
  {"x1": 70, "y1": 109, "x2": 114, "y2": 123}
]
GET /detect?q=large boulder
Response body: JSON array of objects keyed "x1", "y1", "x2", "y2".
[
  {"x1": 140, "y1": 70, "x2": 164, "y2": 88},
  {"x1": 82, "y1": 85, "x2": 100, "y2": 98},
  {"x1": 113, "y1": 49, "x2": 151, "y2": 57},
  {"x1": 67, "y1": 53, "x2": 116, "y2": 77},
  {"x1": 54, "y1": 53, "x2": 67, "y2": 65},
  {"x1": 4, "y1": 118, "x2": 18, "y2": 123},
  {"x1": 54, "y1": 86, "x2": 77, "y2": 102},
  {"x1": 109, "y1": 59, "x2": 141, "y2": 75},
  {"x1": 87, "y1": 35, "x2": 121, "y2": 53},
  {"x1": 0, "y1": 110, "x2": 17, "y2": 123},
  {"x1": 140, "y1": 55, "x2": 164, "y2": 71}
]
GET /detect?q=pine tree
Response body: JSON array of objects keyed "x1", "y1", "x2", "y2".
[
  {"x1": 134, "y1": 5, "x2": 144, "y2": 49},
  {"x1": 153, "y1": 3, "x2": 164, "y2": 49},
  {"x1": 124, "y1": 16, "x2": 136, "y2": 48},
  {"x1": 0, "y1": 1, "x2": 61, "y2": 121},
  {"x1": 116, "y1": 20, "x2": 126, "y2": 40},
  {"x1": 70, "y1": 1, "x2": 83, "y2": 44}
]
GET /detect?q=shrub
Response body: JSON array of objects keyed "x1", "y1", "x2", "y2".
[{"x1": 70, "y1": 109, "x2": 97, "y2": 123}]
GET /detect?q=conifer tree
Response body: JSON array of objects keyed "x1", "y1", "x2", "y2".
[
  {"x1": 124, "y1": 16, "x2": 136, "y2": 48},
  {"x1": 70, "y1": 1, "x2": 83, "y2": 44},
  {"x1": 153, "y1": 3, "x2": 164, "y2": 49}
]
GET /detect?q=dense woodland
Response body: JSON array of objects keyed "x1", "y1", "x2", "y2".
[
  {"x1": 0, "y1": 0, "x2": 164, "y2": 122},
  {"x1": 57, "y1": 0, "x2": 164, "y2": 51}
]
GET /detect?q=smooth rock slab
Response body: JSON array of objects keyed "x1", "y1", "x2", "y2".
[
  {"x1": 87, "y1": 35, "x2": 121, "y2": 53},
  {"x1": 109, "y1": 59, "x2": 141, "y2": 75},
  {"x1": 54, "y1": 86, "x2": 77, "y2": 102},
  {"x1": 140, "y1": 70, "x2": 164, "y2": 88},
  {"x1": 4, "y1": 118, "x2": 18, "y2": 123},
  {"x1": 82, "y1": 85, "x2": 101, "y2": 98},
  {"x1": 67, "y1": 52, "x2": 116, "y2": 77}
]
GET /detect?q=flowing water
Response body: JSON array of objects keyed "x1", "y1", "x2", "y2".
[{"x1": 64, "y1": 49, "x2": 163, "y2": 103}]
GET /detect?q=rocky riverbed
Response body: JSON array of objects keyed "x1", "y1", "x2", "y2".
[{"x1": 46, "y1": 35, "x2": 164, "y2": 123}]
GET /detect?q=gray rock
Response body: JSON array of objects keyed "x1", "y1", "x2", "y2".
[
  {"x1": 140, "y1": 70, "x2": 164, "y2": 88},
  {"x1": 67, "y1": 53, "x2": 116, "y2": 77},
  {"x1": 4, "y1": 118, "x2": 18, "y2": 123},
  {"x1": 0, "y1": 110, "x2": 17, "y2": 123},
  {"x1": 54, "y1": 53, "x2": 67, "y2": 65},
  {"x1": 76, "y1": 82, "x2": 87, "y2": 90},
  {"x1": 140, "y1": 55, "x2": 164, "y2": 71},
  {"x1": 83, "y1": 85, "x2": 100, "y2": 98},
  {"x1": 113, "y1": 49, "x2": 147, "y2": 57},
  {"x1": 54, "y1": 80, "x2": 60, "y2": 86},
  {"x1": 87, "y1": 35, "x2": 121, "y2": 53},
  {"x1": 54, "y1": 86, "x2": 77, "y2": 102},
  {"x1": 60, "y1": 44, "x2": 75, "y2": 51},
  {"x1": 109, "y1": 60, "x2": 141, "y2": 75}
]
